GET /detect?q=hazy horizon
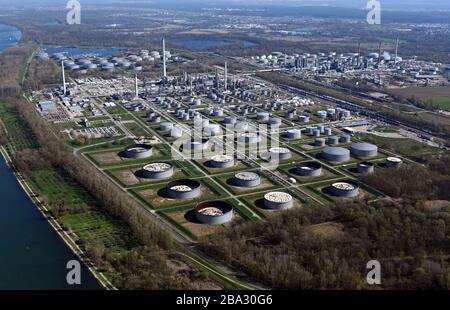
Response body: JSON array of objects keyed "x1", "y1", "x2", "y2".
[{"x1": 1, "y1": 0, "x2": 450, "y2": 11}]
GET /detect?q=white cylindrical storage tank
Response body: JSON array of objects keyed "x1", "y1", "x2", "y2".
[
  {"x1": 386, "y1": 157, "x2": 403, "y2": 168},
  {"x1": 167, "y1": 179, "x2": 201, "y2": 199},
  {"x1": 238, "y1": 132, "x2": 260, "y2": 144},
  {"x1": 327, "y1": 136, "x2": 340, "y2": 145},
  {"x1": 263, "y1": 192, "x2": 294, "y2": 210},
  {"x1": 340, "y1": 134, "x2": 351, "y2": 144},
  {"x1": 357, "y1": 161, "x2": 375, "y2": 174},
  {"x1": 209, "y1": 155, "x2": 235, "y2": 168},
  {"x1": 141, "y1": 163, "x2": 174, "y2": 179},
  {"x1": 269, "y1": 147, "x2": 292, "y2": 161},
  {"x1": 294, "y1": 161, "x2": 322, "y2": 177},
  {"x1": 268, "y1": 117, "x2": 282, "y2": 126},
  {"x1": 350, "y1": 143, "x2": 378, "y2": 158},
  {"x1": 160, "y1": 122, "x2": 174, "y2": 131},
  {"x1": 233, "y1": 172, "x2": 261, "y2": 187},
  {"x1": 331, "y1": 181, "x2": 359, "y2": 198},
  {"x1": 321, "y1": 147, "x2": 350, "y2": 162},
  {"x1": 286, "y1": 129, "x2": 301, "y2": 139},
  {"x1": 315, "y1": 138, "x2": 326, "y2": 147},
  {"x1": 195, "y1": 201, "x2": 234, "y2": 225}
]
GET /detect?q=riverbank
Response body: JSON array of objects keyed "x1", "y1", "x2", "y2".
[{"x1": 0, "y1": 145, "x2": 113, "y2": 290}]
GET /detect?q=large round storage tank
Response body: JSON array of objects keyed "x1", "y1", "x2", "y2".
[
  {"x1": 321, "y1": 147, "x2": 350, "y2": 162},
  {"x1": 167, "y1": 179, "x2": 201, "y2": 199},
  {"x1": 195, "y1": 201, "x2": 234, "y2": 225},
  {"x1": 350, "y1": 143, "x2": 378, "y2": 158}
]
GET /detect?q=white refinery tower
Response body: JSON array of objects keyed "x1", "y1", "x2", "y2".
[
  {"x1": 134, "y1": 74, "x2": 139, "y2": 99},
  {"x1": 224, "y1": 62, "x2": 228, "y2": 90},
  {"x1": 61, "y1": 60, "x2": 66, "y2": 96},
  {"x1": 162, "y1": 38, "x2": 167, "y2": 78},
  {"x1": 395, "y1": 37, "x2": 399, "y2": 65}
]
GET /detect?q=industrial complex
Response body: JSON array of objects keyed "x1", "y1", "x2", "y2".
[{"x1": 24, "y1": 36, "x2": 436, "y2": 243}]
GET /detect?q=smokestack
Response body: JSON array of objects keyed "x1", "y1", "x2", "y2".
[
  {"x1": 61, "y1": 60, "x2": 66, "y2": 96},
  {"x1": 224, "y1": 62, "x2": 228, "y2": 91},
  {"x1": 357, "y1": 42, "x2": 361, "y2": 66},
  {"x1": 394, "y1": 37, "x2": 399, "y2": 65},
  {"x1": 135, "y1": 74, "x2": 139, "y2": 99},
  {"x1": 162, "y1": 37, "x2": 167, "y2": 78},
  {"x1": 378, "y1": 41, "x2": 382, "y2": 65}
]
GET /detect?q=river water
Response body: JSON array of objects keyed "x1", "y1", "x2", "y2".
[{"x1": 0, "y1": 24, "x2": 101, "y2": 290}]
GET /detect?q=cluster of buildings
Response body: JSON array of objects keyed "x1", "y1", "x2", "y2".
[{"x1": 248, "y1": 42, "x2": 450, "y2": 87}]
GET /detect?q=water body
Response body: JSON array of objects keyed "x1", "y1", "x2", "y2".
[
  {"x1": 0, "y1": 24, "x2": 101, "y2": 290},
  {"x1": 42, "y1": 45, "x2": 120, "y2": 58},
  {"x1": 0, "y1": 24, "x2": 21, "y2": 51},
  {"x1": 0, "y1": 155, "x2": 101, "y2": 289},
  {"x1": 172, "y1": 38, "x2": 256, "y2": 50}
]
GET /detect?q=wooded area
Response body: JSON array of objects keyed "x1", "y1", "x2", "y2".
[{"x1": 201, "y1": 197, "x2": 450, "y2": 289}]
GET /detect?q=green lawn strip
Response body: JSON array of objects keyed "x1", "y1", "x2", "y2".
[
  {"x1": 356, "y1": 133, "x2": 439, "y2": 157},
  {"x1": 0, "y1": 102, "x2": 36, "y2": 154},
  {"x1": 29, "y1": 168, "x2": 96, "y2": 210},
  {"x1": 61, "y1": 211, "x2": 138, "y2": 258}
]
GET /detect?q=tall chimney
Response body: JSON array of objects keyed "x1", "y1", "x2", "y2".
[
  {"x1": 224, "y1": 62, "x2": 228, "y2": 91},
  {"x1": 162, "y1": 37, "x2": 167, "y2": 78},
  {"x1": 394, "y1": 37, "x2": 399, "y2": 65},
  {"x1": 378, "y1": 41, "x2": 382, "y2": 65},
  {"x1": 135, "y1": 74, "x2": 139, "y2": 99},
  {"x1": 61, "y1": 60, "x2": 66, "y2": 96},
  {"x1": 357, "y1": 42, "x2": 361, "y2": 66}
]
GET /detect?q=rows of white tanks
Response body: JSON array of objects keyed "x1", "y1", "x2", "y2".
[{"x1": 36, "y1": 48, "x2": 172, "y2": 73}]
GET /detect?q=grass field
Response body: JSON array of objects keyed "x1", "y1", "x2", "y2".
[
  {"x1": 357, "y1": 133, "x2": 439, "y2": 157},
  {"x1": 423, "y1": 96, "x2": 450, "y2": 110},
  {"x1": 30, "y1": 168, "x2": 97, "y2": 212},
  {"x1": 61, "y1": 211, "x2": 138, "y2": 257}
]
